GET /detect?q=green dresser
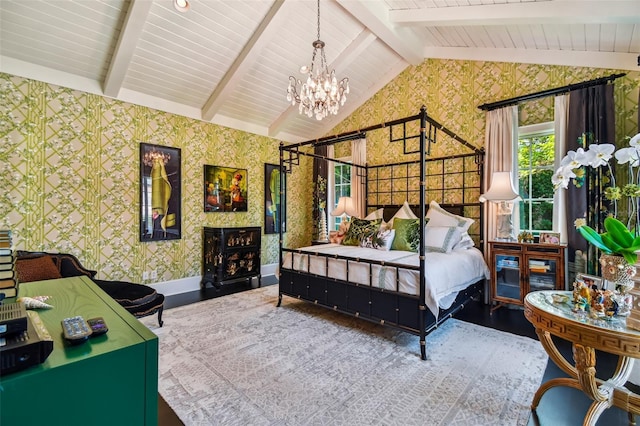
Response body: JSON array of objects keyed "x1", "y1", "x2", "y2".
[{"x1": 0, "y1": 276, "x2": 158, "y2": 426}]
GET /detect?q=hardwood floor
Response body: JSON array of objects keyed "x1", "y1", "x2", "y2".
[{"x1": 158, "y1": 279, "x2": 637, "y2": 426}]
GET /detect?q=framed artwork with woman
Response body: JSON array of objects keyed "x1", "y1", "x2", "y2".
[
  {"x1": 203, "y1": 165, "x2": 248, "y2": 212},
  {"x1": 264, "y1": 163, "x2": 286, "y2": 234}
]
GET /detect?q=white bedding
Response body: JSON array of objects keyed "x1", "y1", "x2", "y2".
[{"x1": 281, "y1": 244, "x2": 490, "y2": 319}]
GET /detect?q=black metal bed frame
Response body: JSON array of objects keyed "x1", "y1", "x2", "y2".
[{"x1": 276, "y1": 106, "x2": 485, "y2": 360}]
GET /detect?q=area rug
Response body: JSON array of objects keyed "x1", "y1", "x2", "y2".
[{"x1": 141, "y1": 285, "x2": 547, "y2": 426}]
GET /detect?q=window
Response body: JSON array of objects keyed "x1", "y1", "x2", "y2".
[
  {"x1": 517, "y1": 122, "x2": 555, "y2": 233},
  {"x1": 329, "y1": 160, "x2": 352, "y2": 231}
]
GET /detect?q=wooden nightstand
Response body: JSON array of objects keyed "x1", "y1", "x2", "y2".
[{"x1": 489, "y1": 241, "x2": 566, "y2": 311}]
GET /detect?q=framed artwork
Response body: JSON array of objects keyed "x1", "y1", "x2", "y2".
[
  {"x1": 264, "y1": 163, "x2": 286, "y2": 234},
  {"x1": 539, "y1": 232, "x2": 560, "y2": 245},
  {"x1": 576, "y1": 273, "x2": 603, "y2": 290},
  {"x1": 140, "y1": 143, "x2": 182, "y2": 241},
  {"x1": 204, "y1": 165, "x2": 248, "y2": 212}
]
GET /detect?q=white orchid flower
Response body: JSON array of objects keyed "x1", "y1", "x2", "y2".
[
  {"x1": 585, "y1": 144, "x2": 615, "y2": 167},
  {"x1": 552, "y1": 166, "x2": 576, "y2": 190},
  {"x1": 629, "y1": 133, "x2": 640, "y2": 147},
  {"x1": 615, "y1": 147, "x2": 640, "y2": 167},
  {"x1": 574, "y1": 147, "x2": 590, "y2": 167},
  {"x1": 560, "y1": 148, "x2": 588, "y2": 169}
]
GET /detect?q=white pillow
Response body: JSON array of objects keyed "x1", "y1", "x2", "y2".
[
  {"x1": 426, "y1": 201, "x2": 475, "y2": 250},
  {"x1": 364, "y1": 208, "x2": 384, "y2": 221},
  {"x1": 387, "y1": 201, "x2": 418, "y2": 229},
  {"x1": 426, "y1": 200, "x2": 473, "y2": 232},
  {"x1": 424, "y1": 226, "x2": 461, "y2": 253},
  {"x1": 453, "y1": 231, "x2": 475, "y2": 250}
]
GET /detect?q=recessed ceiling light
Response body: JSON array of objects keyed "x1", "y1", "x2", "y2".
[{"x1": 174, "y1": 0, "x2": 190, "y2": 12}]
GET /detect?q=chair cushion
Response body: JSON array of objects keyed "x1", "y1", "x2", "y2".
[
  {"x1": 93, "y1": 279, "x2": 158, "y2": 306},
  {"x1": 15, "y1": 255, "x2": 62, "y2": 283}
]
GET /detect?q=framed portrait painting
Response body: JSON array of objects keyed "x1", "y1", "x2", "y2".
[
  {"x1": 204, "y1": 165, "x2": 248, "y2": 212},
  {"x1": 539, "y1": 232, "x2": 561, "y2": 245},
  {"x1": 264, "y1": 163, "x2": 286, "y2": 234},
  {"x1": 575, "y1": 273, "x2": 603, "y2": 290},
  {"x1": 140, "y1": 143, "x2": 182, "y2": 241}
]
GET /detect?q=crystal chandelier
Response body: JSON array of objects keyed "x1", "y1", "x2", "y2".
[{"x1": 286, "y1": 0, "x2": 349, "y2": 121}]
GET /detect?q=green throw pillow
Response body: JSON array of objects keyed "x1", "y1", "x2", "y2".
[
  {"x1": 391, "y1": 218, "x2": 421, "y2": 252},
  {"x1": 342, "y1": 218, "x2": 381, "y2": 246}
]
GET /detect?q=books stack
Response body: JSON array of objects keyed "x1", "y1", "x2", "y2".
[
  {"x1": 529, "y1": 260, "x2": 551, "y2": 274},
  {"x1": 0, "y1": 230, "x2": 17, "y2": 299}
]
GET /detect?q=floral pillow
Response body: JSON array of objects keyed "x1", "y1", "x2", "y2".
[
  {"x1": 342, "y1": 218, "x2": 382, "y2": 246},
  {"x1": 329, "y1": 230, "x2": 346, "y2": 244},
  {"x1": 360, "y1": 229, "x2": 396, "y2": 251},
  {"x1": 391, "y1": 218, "x2": 421, "y2": 252}
]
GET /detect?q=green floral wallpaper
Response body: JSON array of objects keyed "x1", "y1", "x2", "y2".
[
  {"x1": 0, "y1": 74, "x2": 309, "y2": 283},
  {"x1": 1, "y1": 59, "x2": 638, "y2": 284},
  {"x1": 332, "y1": 60, "x2": 639, "y2": 165}
]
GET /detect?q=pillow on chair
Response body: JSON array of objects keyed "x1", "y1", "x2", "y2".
[{"x1": 16, "y1": 255, "x2": 62, "y2": 283}]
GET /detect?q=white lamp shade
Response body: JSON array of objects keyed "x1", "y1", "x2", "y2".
[
  {"x1": 331, "y1": 196, "x2": 358, "y2": 217},
  {"x1": 479, "y1": 171, "x2": 521, "y2": 202}
]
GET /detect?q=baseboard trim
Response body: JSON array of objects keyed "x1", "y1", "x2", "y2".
[{"x1": 149, "y1": 263, "x2": 277, "y2": 296}]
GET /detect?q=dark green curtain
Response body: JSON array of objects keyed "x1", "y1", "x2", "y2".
[
  {"x1": 312, "y1": 146, "x2": 328, "y2": 240},
  {"x1": 566, "y1": 84, "x2": 615, "y2": 275}
]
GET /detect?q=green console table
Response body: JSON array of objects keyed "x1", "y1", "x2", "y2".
[{"x1": 0, "y1": 276, "x2": 158, "y2": 426}]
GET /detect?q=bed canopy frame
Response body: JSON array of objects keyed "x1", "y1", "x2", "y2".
[{"x1": 276, "y1": 106, "x2": 486, "y2": 360}]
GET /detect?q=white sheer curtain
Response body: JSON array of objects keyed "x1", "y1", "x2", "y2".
[
  {"x1": 351, "y1": 138, "x2": 366, "y2": 218},
  {"x1": 326, "y1": 145, "x2": 335, "y2": 229},
  {"x1": 483, "y1": 106, "x2": 518, "y2": 254},
  {"x1": 553, "y1": 94, "x2": 569, "y2": 243}
]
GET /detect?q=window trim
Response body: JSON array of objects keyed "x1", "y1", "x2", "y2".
[
  {"x1": 328, "y1": 156, "x2": 352, "y2": 231},
  {"x1": 516, "y1": 120, "x2": 555, "y2": 234}
]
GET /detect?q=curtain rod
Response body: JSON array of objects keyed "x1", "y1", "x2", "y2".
[{"x1": 477, "y1": 73, "x2": 626, "y2": 111}]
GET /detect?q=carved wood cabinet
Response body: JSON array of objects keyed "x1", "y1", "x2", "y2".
[
  {"x1": 202, "y1": 226, "x2": 261, "y2": 289},
  {"x1": 490, "y1": 241, "x2": 566, "y2": 311}
]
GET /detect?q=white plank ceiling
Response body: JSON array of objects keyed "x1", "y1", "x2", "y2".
[{"x1": 1, "y1": 0, "x2": 639, "y2": 142}]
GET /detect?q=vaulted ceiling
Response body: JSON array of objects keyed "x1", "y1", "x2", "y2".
[{"x1": 1, "y1": 0, "x2": 639, "y2": 143}]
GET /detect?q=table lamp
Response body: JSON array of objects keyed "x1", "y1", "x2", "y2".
[
  {"x1": 331, "y1": 196, "x2": 358, "y2": 232},
  {"x1": 479, "y1": 171, "x2": 521, "y2": 241}
]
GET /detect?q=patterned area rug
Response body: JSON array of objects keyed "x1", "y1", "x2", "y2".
[{"x1": 141, "y1": 285, "x2": 547, "y2": 426}]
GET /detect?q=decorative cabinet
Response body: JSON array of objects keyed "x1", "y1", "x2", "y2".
[
  {"x1": 202, "y1": 226, "x2": 261, "y2": 289},
  {"x1": 490, "y1": 241, "x2": 566, "y2": 310}
]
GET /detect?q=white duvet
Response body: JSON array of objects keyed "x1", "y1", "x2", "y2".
[{"x1": 281, "y1": 244, "x2": 490, "y2": 319}]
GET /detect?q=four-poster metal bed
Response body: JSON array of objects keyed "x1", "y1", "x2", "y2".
[{"x1": 276, "y1": 107, "x2": 486, "y2": 360}]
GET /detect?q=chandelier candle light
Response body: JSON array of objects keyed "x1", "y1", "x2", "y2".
[{"x1": 286, "y1": 0, "x2": 349, "y2": 121}]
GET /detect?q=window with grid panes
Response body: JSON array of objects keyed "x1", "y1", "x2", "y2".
[
  {"x1": 330, "y1": 162, "x2": 352, "y2": 231},
  {"x1": 517, "y1": 122, "x2": 555, "y2": 233}
]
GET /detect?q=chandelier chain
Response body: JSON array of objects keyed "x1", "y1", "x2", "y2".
[
  {"x1": 285, "y1": 0, "x2": 350, "y2": 121},
  {"x1": 317, "y1": 0, "x2": 321, "y2": 41}
]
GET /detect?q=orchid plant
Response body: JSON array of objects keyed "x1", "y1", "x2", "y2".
[{"x1": 552, "y1": 132, "x2": 640, "y2": 264}]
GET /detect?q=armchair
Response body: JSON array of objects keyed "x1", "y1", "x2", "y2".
[{"x1": 15, "y1": 251, "x2": 164, "y2": 327}]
